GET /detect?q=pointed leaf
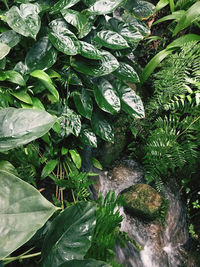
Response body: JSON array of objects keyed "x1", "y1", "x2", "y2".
[
  {"x1": 118, "y1": 23, "x2": 143, "y2": 44},
  {"x1": 25, "y1": 37, "x2": 57, "y2": 73},
  {"x1": 11, "y1": 90, "x2": 32, "y2": 104},
  {"x1": 42, "y1": 202, "x2": 96, "y2": 267},
  {"x1": 95, "y1": 30, "x2": 129, "y2": 50},
  {"x1": 72, "y1": 50, "x2": 119, "y2": 77},
  {"x1": 6, "y1": 4, "x2": 41, "y2": 39},
  {"x1": 115, "y1": 81, "x2": 145, "y2": 118},
  {"x1": 41, "y1": 159, "x2": 58, "y2": 179},
  {"x1": 0, "y1": 170, "x2": 57, "y2": 259},
  {"x1": 113, "y1": 62, "x2": 140, "y2": 83},
  {"x1": 80, "y1": 41, "x2": 103, "y2": 60},
  {"x1": 79, "y1": 124, "x2": 97, "y2": 148},
  {"x1": 86, "y1": 0, "x2": 126, "y2": 15},
  {"x1": 0, "y1": 108, "x2": 57, "y2": 152},
  {"x1": 48, "y1": 19, "x2": 80, "y2": 55},
  {"x1": 94, "y1": 78, "x2": 120, "y2": 114},
  {"x1": 73, "y1": 88, "x2": 93, "y2": 119},
  {"x1": 91, "y1": 157, "x2": 103, "y2": 170},
  {"x1": 0, "y1": 43, "x2": 10, "y2": 60},
  {"x1": 58, "y1": 259, "x2": 111, "y2": 267},
  {"x1": 51, "y1": 0, "x2": 80, "y2": 14},
  {"x1": 3, "y1": 70, "x2": 26, "y2": 86},
  {"x1": 91, "y1": 112, "x2": 114, "y2": 143},
  {"x1": 69, "y1": 149, "x2": 82, "y2": 169},
  {"x1": 0, "y1": 30, "x2": 21, "y2": 47},
  {"x1": 131, "y1": 0, "x2": 155, "y2": 20}
]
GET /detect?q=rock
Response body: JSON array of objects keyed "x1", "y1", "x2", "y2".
[{"x1": 121, "y1": 183, "x2": 164, "y2": 220}]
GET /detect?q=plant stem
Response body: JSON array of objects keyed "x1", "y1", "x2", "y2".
[
  {"x1": 177, "y1": 115, "x2": 200, "y2": 139},
  {"x1": 3, "y1": 249, "x2": 41, "y2": 265},
  {"x1": 60, "y1": 162, "x2": 64, "y2": 210}
]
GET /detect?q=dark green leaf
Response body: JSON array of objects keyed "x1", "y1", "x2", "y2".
[
  {"x1": 58, "y1": 259, "x2": 111, "y2": 267},
  {"x1": 0, "y1": 30, "x2": 21, "y2": 47},
  {"x1": 115, "y1": 81, "x2": 145, "y2": 118},
  {"x1": 91, "y1": 112, "x2": 114, "y2": 143},
  {"x1": 94, "y1": 78, "x2": 120, "y2": 114},
  {"x1": 25, "y1": 37, "x2": 57, "y2": 72},
  {"x1": 48, "y1": 19, "x2": 80, "y2": 55},
  {"x1": 69, "y1": 149, "x2": 82, "y2": 169},
  {"x1": 61, "y1": 108, "x2": 81, "y2": 137},
  {"x1": 0, "y1": 108, "x2": 57, "y2": 152},
  {"x1": 0, "y1": 170, "x2": 57, "y2": 259},
  {"x1": 42, "y1": 202, "x2": 96, "y2": 267},
  {"x1": 3, "y1": 70, "x2": 26, "y2": 86},
  {"x1": 0, "y1": 161, "x2": 17, "y2": 175},
  {"x1": 131, "y1": 0, "x2": 155, "y2": 19},
  {"x1": 41, "y1": 159, "x2": 58, "y2": 179},
  {"x1": 95, "y1": 30, "x2": 129, "y2": 50},
  {"x1": 73, "y1": 88, "x2": 93, "y2": 119},
  {"x1": 51, "y1": 0, "x2": 80, "y2": 14},
  {"x1": 86, "y1": 0, "x2": 126, "y2": 15},
  {"x1": 118, "y1": 23, "x2": 143, "y2": 44},
  {"x1": 0, "y1": 43, "x2": 10, "y2": 60},
  {"x1": 79, "y1": 124, "x2": 97, "y2": 148},
  {"x1": 113, "y1": 62, "x2": 140, "y2": 83},
  {"x1": 72, "y1": 50, "x2": 119, "y2": 77},
  {"x1": 11, "y1": 90, "x2": 32, "y2": 104},
  {"x1": 6, "y1": 4, "x2": 41, "y2": 39},
  {"x1": 122, "y1": 16, "x2": 150, "y2": 37},
  {"x1": 80, "y1": 41, "x2": 103, "y2": 60}
]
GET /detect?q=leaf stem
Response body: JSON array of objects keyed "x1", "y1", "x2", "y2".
[
  {"x1": 177, "y1": 115, "x2": 200, "y2": 139},
  {"x1": 3, "y1": 248, "x2": 41, "y2": 265}
]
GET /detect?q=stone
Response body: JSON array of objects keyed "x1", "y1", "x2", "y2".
[{"x1": 121, "y1": 183, "x2": 164, "y2": 220}]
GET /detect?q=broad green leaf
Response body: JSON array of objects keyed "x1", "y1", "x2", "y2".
[
  {"x1": 131, "y1": 0, "x2": 155, "y2": 19},
  {"x1": 51, "y1": 0, "x2": 80, "y2": 14},
  {"x1": 94, "y1": 78, "x2": 120, "y2": 114},
  {"x1": 0, "y1": 108, "x2": 57, "y2": 152},
  {"x1": 2, "y1": 70, "x2": 26, "y2": 86},
  {"x1": 73, "y1": 88, "x2": 93, "y2": 119},
  {"x1": 0, "y1": 58, "x2": 6, "y2": 69},
  {"x1": 48, "y1": 19, "x2": 80, "y2": 56},
  {"x1": 0, "y1": 43, "x2": 10, "y2": 60},
  {"x1": 0, "y1": 161, "x2": 17, "y2": 175},
  {"x1": 21, "y1": 97, "x2": 45, "y2": 110},
  {"x1": 86, "y1": 0, "x2": 126, "y2": 15},
  {"x1": 91, "y1": 157, "x2": 103, "y2": 170},
  {"x1": 115, "y1": 81, "x2": 145, "y2": 118},
  {"x1": 67, "y1": 70, "x2": 83, "y2": 86},
  {"x1": 6, "y1": 4, "x2": 41, "y2": 39},
  {"x1": 113, "y1": 62, "x2": 140, "y2": 83},
  {"x1": 69, "y1": 149, "x2": 82, "y2": 169},
  {"x1": 10, "y1": 90, "x2": 32, "y2": 104},
  {"x1": 30, "y1": 70, "x2": 59, "y2": 101},
  {"x1": 25, "y1": 37, "x2": 57, "y2": 72},
  {"x1": 79, "y1": 124, "x2": 97, "y2": 148},
  {"x1": 91, "y1": 112, "x2": 114, "y2": 143},
  {"x1": 0, "y1": 170, "x2": 57, "y2": 259},
  {"x1": 118, "y1": 24, "x2": 143, "y2": 44},
  {"x1": 0, "y1": 30, "x2": 21, "y2": 47},
  {"x1": 173, "y1": 2, "x2": 200, "y2": 36},
  {"x1": 61, "y1": 108, "x2": 81, "y2": 137},
  {"x1": 42, "y1": 202, "x2": 96, "y2": 267},
  {"x1": 58, "y1": 259, "x2": 111, "y2": 267},
  {"x1": 80, "y1": 41, "x2": 103, "y2": 60},
  {"x1": 41, "y1": 159, "x2": 58, "y2": 179},
  {"x1": 61, "y1": 9, "x2": 91, "y2": 39},
  {"x1": 14, "y1": 61, "x2": 29, "y2": 76},
  {"x1": 95, "y1": 30, "x2": 129, "y2": 50},
  {"x1": 72, "y1": 50, "x2": 119, "y2": 77},
  {"x1": 122, "y1": 16, "x2": 150, "y2": 37},
  {"x1": 155, "y1": 0, "x2": 169, "y2": 11}
]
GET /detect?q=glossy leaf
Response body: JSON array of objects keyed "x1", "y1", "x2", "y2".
[
  {"x1": 61, "y1": 108, "x2": 81, "y2": 137},
  {"x1": 2, "y1": 70, "x2": 26, "y2": 86},
  {"x1": 72, "y1": 50, "x2": 119, "y2": 77},
  {"x1": 6, "y1": 4, "x2": 41, "y2": 39},
  {"x1": 0, "y1": 161, "x2": 17, "y2": 175},
  {"x1": 41, "y1": 159, "x2": 58, "y2": 179},
  {"x1": 61, "y1": 9, "x2": 91, "y2": 39},
  {"x1": 42, "y1": 202, "x2": 96, "y2": 267},
  {"x1": 131, "y1": 0, "x2": 155, "y2": 20},
  {"x1": 0, "y1": 108, "x2": 57, "y2": 152},
  {"x1": 113, "y1": 62, "x2": 140, "y2": 83},
  {"x1": 0, "y1": 43, "x2": 10, "y2": 60},
  {"x1": 115, "y1": 81, "x2": 145, "y2": 118},
  {"x1": 118, "y1": 24, "x2": 143, "y2": 44},
  {"x1": 80, "y1": 41, "x2": 103, "y2": 60},
  {"x1": 48, "y1": 19, "x2": 80, "y2": 55},
  {"x1": 25, "y1": 37, "x2": 57, "y2": 72},
  {"x1": 30, "y1": 70, "x2": 59, "y2": 101},
  {"x1": 51, "y1": 0, "x2": 80, "y2": 14},
  {"x1": 10, "y1": 90, "x2": 32, "y2": 104},
  {"x1": 0, "y1": 170, "x2": 57, "y2": 259},
  {"x1": 0, "y1": 30, "x2": 21, "y2": 47},
  {"x1": 73, "y1": 88, "x2": 93, "y2": 119},
  {"x1": 95, "y1": 30, "x2": 129, "y2": 50},
  {"x1": 91, "y1": 157, "x2": 103, "y2": 170},
  {"x1": 91, "y1": 112, "x2": 114, "y2": 143},
  {"x1": 122, "y1": 16, "x2": 150, "y2": 37},
  {"x1": 87, "y1": 0, "x2": 126, "y2": 15},
  {"x1": 58, "y1": 259, "x2": 111, "y2": 267},
  {"x1": 69, "y1": 149, "x2": 82, "y2": 169},
  {"x1": 94, "y1": 78, "x2": 120, "y2": 114},
  {"x1": 79, "y1": 124, "x2": 97, "y2": 148}
]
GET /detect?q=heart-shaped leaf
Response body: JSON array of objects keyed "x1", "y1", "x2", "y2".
[
  {"x1": 0, "y1": 43, "x2": 10, "y2": 60},
  {"x1": 86, "y1": 0, "x2": 126, "y2": 15},
  {"x1": 91, "y1": 112, "x2": 114, "y2": 143},
  {"x1": 0, "y1": 170, "x2": 57, "y2": 259},
  {"x1": 94, "y1": 78, "x2": 120, "y2": 114},
  {"x1": 58, "y1": 259, "x2": 111, "y2": 267},
  {"x1": 0, "y1": 108, "x2": 57, "y2": 152},
  {"x1": 51, "y1": 0, "x2": 80, "y2": 14},
  {"x1": 113, "y1": 62, "x2": 140, "y2": 83},
  {"x1": 42, "y1": 202, "x2": 96, "y2": 267},
  {"x1": 25, "y1": 37, "x2": 57, "y2": 73},
  {"x1": 95, "y1": 30, "x2": 129, "y2": 50},
  {"x1": 73, "y1": 88, "x2": 93, "y2": 119},
  {"x1": 48, "y1": 19, "x2": 80, "y2": 55},
  {"x1": 0, "y1": 30, "x2": 21, "y2": 47},
  {"x1": 79, "y1": 124, "x2": 97, "y2": 148},
  {"x1": 80, "y1": 41, "x2": 103, "y2": 60},
  {"x1": 6, "y1": 4, "x2": 41, "y2": 39}
]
